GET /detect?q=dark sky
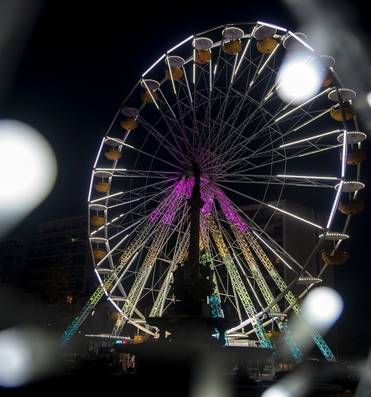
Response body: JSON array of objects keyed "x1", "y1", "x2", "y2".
[
  {"x1": 3, "y1": 0, "x2": 371, "y2": 317},
  {"x1": 2, "y1": 1, "x2": 296, "y2": 230}
]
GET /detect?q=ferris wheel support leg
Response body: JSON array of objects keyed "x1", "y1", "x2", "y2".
[
  {"x1": 112, "y1": 225, "x2": 171, "y2": 337},
  {"x1": 223, "y1": 256, "x2": 272, "y2": 348},
  {"x1": 62, "y1": 224, "x2": 156, "y2": 345},
  {"x1": 233, "y1": 227, "x2": 302, "y2": 361},
  {"x1": 63, "y1": 252, "x2": 141, "y2": 345},
  {"x1": 110, "y1": 264, "x2": 154, "y2": 337},
  {"x1": 112, "y1": 314, "x2": 125, "y2": 337},
  {"x1": 150, "y1": 231, "x2": 190, "y2": 318},
  {"x1": 61, "y1": 284, "x2": 105, "y2": 345},
  {"x1": 207, "y1": 216, "x2": 272, "y2": 348},
  {"x1": 246, "y1": 233, "x2": 336, "y2": 361},
  {"x1": 149, "y1": 269, "x2": 174, "y2": 318},
  {"x1": 280, "y1": 321, "x2": 302, "y2": 362}
]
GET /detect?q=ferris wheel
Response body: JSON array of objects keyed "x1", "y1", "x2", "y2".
[{"x1": 63, "y1": 21, "x2": 366, "y2": 361}]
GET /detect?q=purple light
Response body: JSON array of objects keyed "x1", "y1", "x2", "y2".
[
  {"x1": 149, "y1": 208, "x2": 161, "y2": 223},
  {"x1": 201, "y1": 187, "x2": 214, "y2": 215},
  {"x1": 162, "y1": 180, "x2": 187, "y2": 224},
  {"x1": 148, "y1": 177, "x2": 246, "y2": 231},
  {"x1": 214, "y1": 189, "x2": 248, "y2": 233},
  {"x1": 149, "y1": 179, "x2": 189, "y2": 224}
]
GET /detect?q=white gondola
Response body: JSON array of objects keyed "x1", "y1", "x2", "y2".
[{"x1": 328, "y1": 88, "x2": 356, "y2": 102}]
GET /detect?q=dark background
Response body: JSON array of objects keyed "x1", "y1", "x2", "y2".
[{"x1": 2, "y1": 0, "x2": 371, "y2": 321}]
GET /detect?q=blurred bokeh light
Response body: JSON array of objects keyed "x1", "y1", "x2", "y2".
[
  {"x1": 0, "y1": 119, "x2": 57, "y2": 235},
  {"x1": 302, "y1": 286, "x2": 344, "y2": 331},
  {"x1": 277, "y1": 54, "x2": 323, "y2": 104},
  {"x1": 0, "y1": 327, "x2": 59, "y2": 388}
]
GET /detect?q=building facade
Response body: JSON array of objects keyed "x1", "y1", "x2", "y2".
[
  {"x1": 26, "y1": 215, "x2": 94, "y2": 302},
  {"x1": 0, "y1": 239, "x2": 29, "y2": 285}
]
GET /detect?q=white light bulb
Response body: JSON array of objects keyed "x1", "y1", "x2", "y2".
[{"x1": 277, "y1": 56, "x2": 322, "y2": 105}]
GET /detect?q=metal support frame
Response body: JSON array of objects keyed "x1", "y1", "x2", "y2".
[{"x1": 207, "y1": 215, "x2": 272, "y2": 348}]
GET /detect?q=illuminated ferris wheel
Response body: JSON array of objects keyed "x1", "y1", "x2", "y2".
[{"x1": 63, "y1": 21, "x2": 366, "y2": 360}]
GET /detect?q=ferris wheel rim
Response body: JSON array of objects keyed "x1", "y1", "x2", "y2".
[{"x1": 87, "y1": 20, "x2": 363, "y2": 341}]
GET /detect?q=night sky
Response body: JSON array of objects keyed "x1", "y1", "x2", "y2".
[{"x1": 3, "y1": 0, "x2": 371, "y2": 319}]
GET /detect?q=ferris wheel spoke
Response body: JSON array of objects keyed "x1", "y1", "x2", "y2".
[
  {"x1": 215, "y1": 122, "x2": 278, "y2": 173},
  {"x1": 180, "y1": 65, "x2": 194, "y2": 106},
  {"x1": 224, "y1": 143, "x2": 342, "y2": 175},
  {"x1": 114, "y1": 179, "x2": 172, "y2": 198},
  {"x1": 171, "y1": 90, "x2": 198, "y2": 155},
  {"x1": 215, "y1": 182, "x2": 325, "y2": 231},
  {"x1": 92, "y1": 229, "x2": 140, "y2": 271},
  {"x1": 212, "y1": 189, "x2": 304, "y2": 277},
  {"x1": 247, "y1": 141, "x2": 318, "y2": 160},
  {"x1": 121, "y1": 169, "x2": 180, "y2": 176},
  {"x1": 207, "y1": 75, "x2": 258, "y2": 150},
  {"x1": 221, "y1": 147, "x2": 298, "y2": 173},
  {"x1": 200, "y1": 100, "x2": 267, "y2": 171},
  {"x1": 217, "y1": 279, "x2": 243, "y2": 321},
  {"x1": 138, "y1": 118, "x2": 189, "y2": 165},
  {"x1": 157, "y1": 88, "x2": 178, "y2": 119},
  {"x1": 247, "y1": 107, "x2": 333, "y2": 160},
  {"x1": 237, "y1": 210, "x2": 310, "y2": 281},
  {"x1": 91, "y1": 216, "x2": 143, "y2": 241},
  {"x1": 273, "y1": 88, "x2": 332, "y2": 124},
  {"x1": 209, "y1": 97, "x2": 258, "y2": 157},
  {"x1": 219, "y1": 87, "x2": 324, "y2": 163},
  {"x1": 113, "y1": 186, "x2": 173, "y2": 211},
  {"x1": 217, "y1": 101, "x2": 282, "y2": 165},
  {"x1": 248, "y1": 40, "x2": 283, "y2": 91},
  {"x1": 96, "y1": 167, "x2": 175, "y2": 179},
  {"x1": 216, "y1": 50, "x2": 280, "y2": 144},
  {"x1": 207, "y1": 65, "x2": 240, "y2": 143},
  {"x1": 232, "y1": 26, "x2": 256, "y2": 81},
  {"x1": 142, "y1": 116, "x2": 188, "y2": 163},
  {"x1": 257, "y1": 108, "x2": 329, "y2": 150},
  {"x1": 107, "y1": 189, "x2": 172, "y2": 222},
  {"x1": 214, "y1": 172, "x2": 339, "y2": 188},
  {"x1": 212, "y1": 92, "x2": 281, "y2": 166},
  {"x1": 156, "y1": 89, "x2": 195, "y2": 154},
  {"x1": 233, "y1": 206, "x2": 314, "y2": 279},
  {"x1": 278, "y1": 129, "x2": 343, "y2": 149},
  {"x1": 111, "y1": 138, "x2": 184, "y2": 171},
  {"x1": 213, "y1": 149, "x2": 284, "y2": 174},
  {"x1": 216, "y1": 179, "x2": 336, "y2": 189},
  {"x1": 109, "y1": 190, "x2": 188, "y2": 287},
  {"x1": 111, "y1": 174, "x2": 173, "y2": 180},
  {"x1": 108, "y1": 253, "x2": 142, "y2": 299},
  {"x1": 108, "y1": 170, "x2": 179, "y2": 179}
]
